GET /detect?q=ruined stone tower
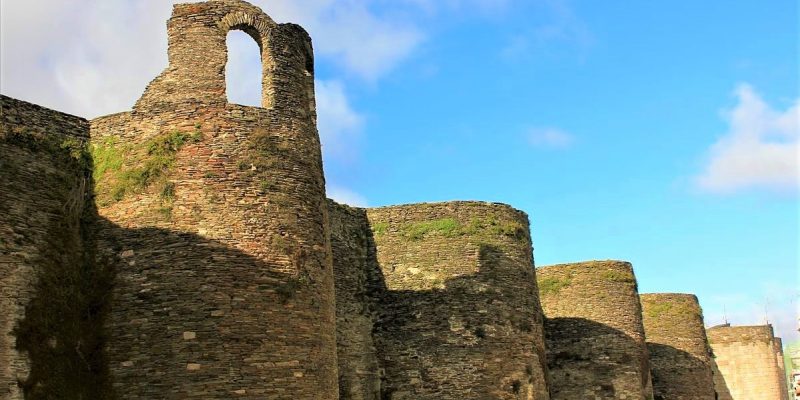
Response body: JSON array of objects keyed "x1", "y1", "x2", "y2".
[
  {"x1": 706, "y1": 324, "x2": 789, "y2": 400},
  {"x1": 640, "y1": 293, "x2": 716, "y2": 400},
  {"x1": 536, "y1": 261, "x2": 653, "y2": 399},
  {"x1": 90, "y1": 1, "x2": 337, "y2": 398}
]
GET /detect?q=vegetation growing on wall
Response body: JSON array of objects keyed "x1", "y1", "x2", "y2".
[
  {"x1": 371, "y1": 221, "x2": 388, "y2": 237},
  {"x1": 396, "y1": 215, "x2": 526, "y2": 241},
  {"x1": 2, "y1": 131, "x2": 92, "y2": 173},
  {"x1": 243, "y1": 128, "x2": 281, "y2": 192},
  {"x1": 643, "y1": 299, "x2": 697, "y2": 321},
  {"x1": 603, "y1": 269, "x2": 636, "y2": 283},
  {"x1": 538, "y1": 276, "x2": 573, "y2": 296},
  {"x1": 91, "y1": 129, "x2": 202, "y2": 207}
]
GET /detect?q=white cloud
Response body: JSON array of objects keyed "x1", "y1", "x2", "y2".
[
  {"x1": 260, "y1": 0, "x2": 423, "y2": 81},
  {"x1": 399, "y1": 0, "x2": 513, "y2": 15},
  {"x1": 0, "y1": 0, "x2": 421, "y2": 116},
  {"x1": 0, "y1": 0, "x2": 173, "y2": 117},
  {"x1": 226, "y1": 30, "x2": 264, "y2": 107},
  {"x1": 327, "y1": 185, "x2": 368, "y2": 207},
  {"x1": 704, "y1": 284, "x2": 799, "y2": 343},
  {"x1": 315, "y1": 79, "x2": 365, "y2": 162},
  {"x1": 500, "y1": 0, "x2": 592, "y2": 61},
  {"x1": 696, "y1": 83, "x2": 799, "y2": 194},
  {"x1": 526, "y1": 127, "x2": 575, "y2": 149}
]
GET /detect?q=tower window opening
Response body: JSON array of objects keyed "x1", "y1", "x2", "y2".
[{"x1": 225, "y1": 29, "x2": 262, "y2": 107}]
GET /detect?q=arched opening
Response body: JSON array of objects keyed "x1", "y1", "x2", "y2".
[{"x1": 225, "y1": 29, "x2": 262, "y2": 107}]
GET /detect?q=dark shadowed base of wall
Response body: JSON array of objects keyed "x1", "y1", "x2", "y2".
[
  {"x1": 648, "y1": 343, "x2": 718, "y2": 400},
  {"x1": 544, "y1": 317, "x2": 651, "y2": 399},
  {"x1": 1, "y1": 95, "x2": 113, "y2": 400},
  {"x1": 325, "y1": 201, "x2": 383, "y2": 400}
]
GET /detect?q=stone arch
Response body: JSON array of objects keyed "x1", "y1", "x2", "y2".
[
  {"x1": 135, "y1": 1, "x2": 297, "y2": 111},
  {"x1": 133, "y1": 1, "x2": 317, "y2": 119},
  {"x1": 218, "y1": 11, "x2": 274, "y2": 107}
]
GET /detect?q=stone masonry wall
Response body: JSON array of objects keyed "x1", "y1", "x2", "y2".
[
  {"x1": 711, "y1": 357, "x2": 734, "y2": 400},
  {"x1": 0, "y1": 96, "x2": 111, "y2": 399},
  {"x1": 537, "y1": 260, "x2": 653, "y2": 400},
  {"x1": 776, "y1": 338, "x2": 790, "y2": 400},
  {"x1": 88, "y1": 1, "x2": 338, "y2": 398},
  {"x1": 328, "y1": 200, "x2": 382, "y2": 400},
  {"x1": 706, "y1": 324, "x2": 787, "y2": 400},
  {"x1": 365, "y1": 202, "x2": 550, "y2": 400},
  {"x1": 640, "y1": 293, "x2": 716, "y2": 400}
]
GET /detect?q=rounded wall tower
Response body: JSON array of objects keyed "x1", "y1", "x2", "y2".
[
  {"x1": 640, "y1": 293, "x2": 716, "y2": 400},
  {"x1": 89, "y1": 1, "x2": 337, "y2": 398},
  {"x1": 536, "y1": 261, "x2": 653, "y2": 399},
  {"x1": 366, "y1": 202, "x2": 550, "y2": 400},
  {"x1": 706, "y1": 324, "x2": 787, "y2": 400}
]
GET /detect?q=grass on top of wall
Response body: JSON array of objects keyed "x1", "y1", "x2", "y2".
[{"x1": 387, "y1": 215, "x2": 526, "y2": 241}]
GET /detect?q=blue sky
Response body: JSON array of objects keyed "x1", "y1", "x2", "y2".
[{"x1": 2, "y1": 0, "x2": 798, "y2": 341}]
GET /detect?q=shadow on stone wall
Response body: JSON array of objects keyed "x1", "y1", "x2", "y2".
[
  {"x1": 363, "y1": 241, "x2": 546, "y2": 399},
  {"x1": 96, "y1": 218, "x2": 329, "y2": 399},
  {"x1": 2, "y1": 129, "x2": 114, "y2": 399},
  {"x1": 710, "y1": 356, "x2": 733, "y2": 400},
  {"x1": 15, "y1": 213, "x2": 324, "y2": 399},
  {"x1": 543, "y1": 317, "x2": 649, "y2": 399},
  {"x1": 648, "y1": 343, "x2": 722, "y2": 400}
]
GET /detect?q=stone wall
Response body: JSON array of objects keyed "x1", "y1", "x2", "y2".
[
  {"x1": 707, "y1": 324, "x2": 787, "y2": 400},
  {"x1": 87, "y1": 1, "x2": 338, "y2": 398},
  {"x1": 640, "y1": 293, "x2": 716, "y2": 400},
  {"x1": 364, "y1": 202, "x2": 550, "y2": 399},
  {"x1": 775, "y1": 338, "x2": 790, "y2": 400},
  {"x1": 328, "y1": 201, "x2": 382, "y2": 400},
  {"x1": 0, "y1": 96, "x2": 111, "y2": 399},
  {"x1": 536, "y1": 260, "x2": 653, "y2": 399},
  {"x1": 710, "y1": 355, "x2": 733, "y2": 400}
]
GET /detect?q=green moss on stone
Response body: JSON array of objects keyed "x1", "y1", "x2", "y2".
[
  {"x1": 397, "y1": 215, "x2": 526, "y2": 241},
  {"x1": 403, "y1": 218, "x2": 460, "y2": 240},
  {"x1": 372, "y1": 222, "x2": 388, "y2": 237},
  {"x1": 602, "y1": 269, "x2": 635, "y2": 283},
  {"x1": 538, "y1": 276, "x2": 572, "y2": 296},
  {"x1": 644, "y1": 302, "x2": 673, "y2": 318},
  {"x1": 92, "y1": 130, "x2": 201, "y2": 206}
]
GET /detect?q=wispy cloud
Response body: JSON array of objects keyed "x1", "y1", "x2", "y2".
[
  {"x1": 327, "y1": 185, "x2": 368, "y2": 207},
  {"x1": 399, "y1": 0, "x2": 513, "y2": 16},
  {"x1": 315, "y1": 79, "x2": 365, "y2": 163},
  {"x1": 695, "y1": 83, "x2": 799, "y2": 194},
  {"x1": 265, "y1": 0, "x2": 423, "y2": 81},
  {"x1": 704, "y1": 280, "x2": 799, "y2": 342},
  {"x1": 0, "y1": 0, "x2": 173, "y2": 117},
  {"x1": 0, "y1": 0, "x2": 423, "y2": 115},
  {"x1": 500, "y1": 0, "x2": 592, "y2": 61},
  {"x1": 526, "y1": 127, "x2": 576, "y2": 149}
]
